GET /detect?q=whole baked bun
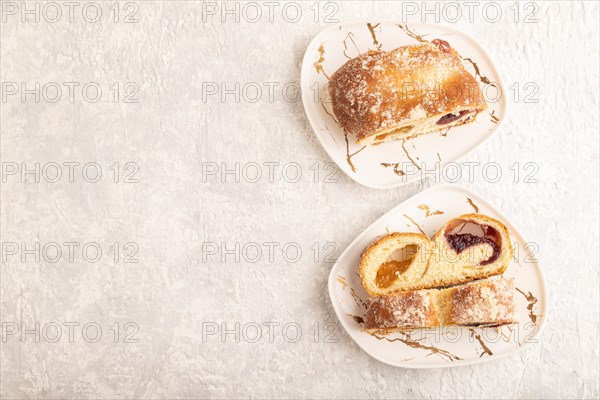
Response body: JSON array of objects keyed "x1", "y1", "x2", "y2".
[{"x1": 328, "y1": 39, "x2": 487, "y2": 146}]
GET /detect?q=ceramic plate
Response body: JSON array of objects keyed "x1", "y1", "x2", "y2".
[
  {"x1": 301, "y1": 22, "x2": 507, "y2": 189},
  {"x1": 328, "y1": 184, "x2": 547, "y2": 368}
]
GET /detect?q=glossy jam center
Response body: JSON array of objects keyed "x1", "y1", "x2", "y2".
[
  {"x1": 375, "y1": 244, "x2": 419, "y2": 288},
  {"x1": 445, "y1": 225, "x2": 501, "y2": 265},
  {"x1": 436, "y1": 110, "x2": 471, "y2": 125}
]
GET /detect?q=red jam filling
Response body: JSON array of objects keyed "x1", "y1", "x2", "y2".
[
  {"x1": 436, "y1": 110, "x2": 472, "y2": 125},
  {"x1": 445, "y1": 224, "x2": 501, "y2": 265}
]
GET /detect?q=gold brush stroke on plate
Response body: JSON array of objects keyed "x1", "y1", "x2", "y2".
[
  {"x1": 516, "y1": 288, "x2": 541, "y2": 324},
  {"x1": 367, "y1": 22, "x2": 382, "y2": 50},
  {"x1": 469, "y1": 328, "x2": 494, "y2": 357},
  {"x1": 466, "y1": 197, "x2": 480, "y2": 213},
  {"x1": 313, "y1": 43, "x2": 329, "y2": 79},
  {"x1": 344, "y1": 130, "x2": 366, "y2": 173},
  {"x1": 397, "y1": 23, "x2": 429, "y2": 42},
  {"x1": 337, "y1": 275, "x2": 348, "y2": 289},
  {"x1": 461, "y1": 56, "x2": 496, "y2": 87},
  {"x1": 381, "y1": 162, "x2": 406, "y2": 176},
  {"x1": 372, "y1": 332, "x2": 462, "y2": 361},
  {"x1": 490, "y1": 110, "x2": 499, "y2": 124},
  {"x1": 418, "y1": 204, "x2": 444, "y2": 217},
  {"x1": 403, "y1": 214, "x2": 427, "y2": 236},
  {"x1": 401, "y1": 139, "x2": 421, "y2": 170}
]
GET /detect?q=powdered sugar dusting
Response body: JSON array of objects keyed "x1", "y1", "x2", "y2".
[
  {"x1": 328, "y1": 40, "x2": 486, "y2": 143},
  {"x1": 365, "y1": 278, "x2": 516, "y2": 331},
  {"x1": 365, "y1": 290, "x2": 434, "y2": 330},
  {"x1": 449, "y1": 278, "x2": 516, "y2": 324}
]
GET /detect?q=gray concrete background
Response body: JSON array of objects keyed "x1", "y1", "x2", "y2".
[{"x1": 1, "y1": 1, "x2": 598, "y2": 398}]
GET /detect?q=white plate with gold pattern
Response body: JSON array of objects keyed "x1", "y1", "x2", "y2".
[
  {"x1": 328, "y1": 184, "x2": 547, "y2": 368},
  {"x1": 301, "y1": 22, "x2": 506, "y2": 189}
]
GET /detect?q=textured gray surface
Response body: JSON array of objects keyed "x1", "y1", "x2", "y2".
[{"x1": 0, "y1": 1, "x2": 598, "y2": 399}]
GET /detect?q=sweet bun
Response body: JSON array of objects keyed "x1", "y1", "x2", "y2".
[
  {"x1": 364, "y1": 277, "x2": 516, "y2": 333},
  {"x1": 328, "y1": 39, "x2": 487, "y2": 146},
  {"x1": 359, "y1": 214, "x2": 512, "y2": 296},
  {"x1": 431, "y1": 213, "x2": 513, "y2": 287},
  {"x1": 359, "y1": 232, "x2": 432, "y2": 296}
]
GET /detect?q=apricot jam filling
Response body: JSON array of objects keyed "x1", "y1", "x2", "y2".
[{"x1": 375, "y1": 244, "x2": 419, "y2": 288}]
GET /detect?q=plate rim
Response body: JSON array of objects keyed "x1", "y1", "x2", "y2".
[
  {"x1": 327, "y1": 183, "x2": 548, "y2": 368},
  {"x1": 301, "y1": 21, "x2": 509, "y2": 189}
]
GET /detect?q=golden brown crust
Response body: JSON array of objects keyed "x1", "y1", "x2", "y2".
[
  {"x1": 328, "y1": 40, "x2": 487, "y2": 145},
  {"x1": 432, "y1": 213, "x2": 513, "y2": 278},
  {"x1": 360, "y1": 214, "x2": 513, "y2": 296},
  {"x1": 364, "y1": 277, "x2": 516, "y2": 333},
  {"x1": 364, "y1": 290, "x2": 438, "y2": 332},
  {"x1": 446, "y1": 277, "x2": 516, "y2": 326},
  {"x1": 359, "y1": 232, "x2": 432, "y2": 296}
]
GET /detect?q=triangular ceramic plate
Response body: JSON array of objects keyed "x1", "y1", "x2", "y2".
[
  {"x1": 301, "y1": 22, "x2": 507, "y2": 188},
  {"x1": 328, "y1": 184, "x2": 547, "y2": 368}
]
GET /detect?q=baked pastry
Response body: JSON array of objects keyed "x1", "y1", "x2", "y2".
[
  {"x1": 431, "y1": 213, "x2": 513, "y2": 288},
  {"x1": 328, "y1": 39, "x2": 487, "y2": 146},
  {"x1": 359, "y1": 214, "x2": 512, "y2": 296},
  {"x1": 364, "y1": 277, "x2": 516, "y2": 334},
  {"x1": 359, "y1": 232, "x2": 433, "y2": 296}
]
